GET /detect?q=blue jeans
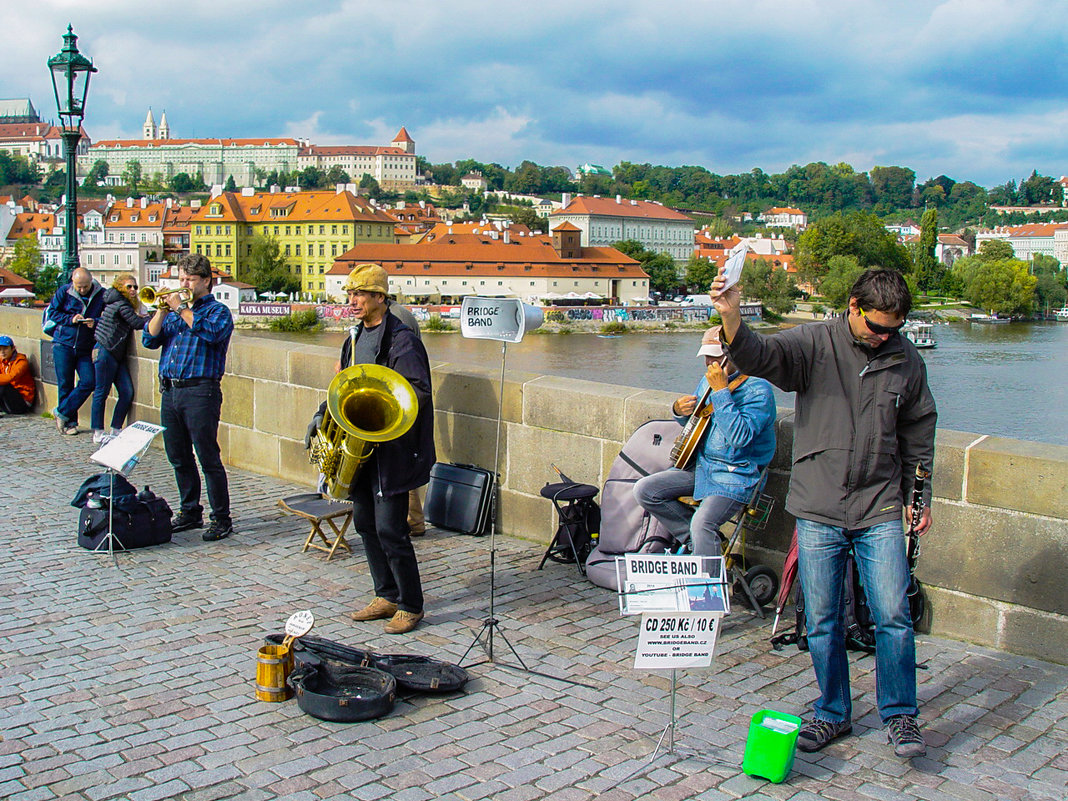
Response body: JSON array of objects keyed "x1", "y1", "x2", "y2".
[
  {"x1": 91, "y1": 348, "x2": 134, "y2": 431},
  {"x1": 160, "y1": 382, "x2": 230, "y2": 524},
  {"x1": 633, "y1": 468, "x2": 743, "y2": 556},
  {"x1": 53, "y1": 343, "x2": 95, "y2": 425},
  {"x1": 796, "y1": 517, "x2": 917, "y2": 724}
]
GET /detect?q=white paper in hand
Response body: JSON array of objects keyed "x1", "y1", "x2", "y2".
[{"x1": 720, "y1": 244, "x2": 748, "y2": 291}]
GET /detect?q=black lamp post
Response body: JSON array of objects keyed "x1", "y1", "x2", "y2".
[{"x1": 48, "y1": 25, "x2": 96, "y2": 287}]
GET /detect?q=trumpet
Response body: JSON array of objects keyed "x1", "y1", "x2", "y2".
[{"x1": 138, "y1": 286, "x2": 192, "y2": 308}]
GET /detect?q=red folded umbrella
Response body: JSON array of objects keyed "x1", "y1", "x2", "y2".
[{"x1": 771, "y1": 527, "x2": 799, "y2": 636}]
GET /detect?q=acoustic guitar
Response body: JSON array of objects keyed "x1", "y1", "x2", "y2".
[{"x1": 669, "y1": 375, "x2": 749, "y2": 470}]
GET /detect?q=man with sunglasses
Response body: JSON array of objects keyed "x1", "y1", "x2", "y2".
[{"x1": 711, "y1": 268, "x2": 936, "y2": 760}]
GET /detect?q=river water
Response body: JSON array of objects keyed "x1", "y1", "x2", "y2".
[{"x1": 248, "y1": 320, "x2": 1068, "y2": 447}]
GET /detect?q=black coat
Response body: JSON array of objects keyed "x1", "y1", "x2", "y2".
[
  {"x1": 94, "y1": 288, "x2": 147, "y2": 359},
  {"x1": 320, "y1": 313, "x2": 435, "y2": 498}
]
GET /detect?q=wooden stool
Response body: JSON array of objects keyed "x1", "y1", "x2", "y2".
[{"x1": 278, "y1": 493, "x2": 353, "y2": 561}]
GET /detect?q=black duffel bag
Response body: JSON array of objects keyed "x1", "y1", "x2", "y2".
[{"x1": 77, "y1": 491, "x2": 173, "y2": 551}]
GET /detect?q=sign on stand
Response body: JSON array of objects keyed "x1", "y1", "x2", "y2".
[{"x1": 616, "y1": 554, "x2": 729, "y2": 670}]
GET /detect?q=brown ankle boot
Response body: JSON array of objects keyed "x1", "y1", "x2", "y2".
[
  {"x1": 350, "y1": 597, "x2": 398, "y2": 622},
  {"x1": 384, "y1": 610, "x2": 424, "y2": 634}
]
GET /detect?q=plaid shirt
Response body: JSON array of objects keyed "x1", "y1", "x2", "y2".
[{"x1": 142, "y1": 294, "x2": 233, "y2": 380}]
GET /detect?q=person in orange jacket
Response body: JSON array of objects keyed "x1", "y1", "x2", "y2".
[{"x1": 0, "y1": 335, "x2": 35, "y2": 414}]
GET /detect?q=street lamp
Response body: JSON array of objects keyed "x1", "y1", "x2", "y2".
[{"x1": 48, "y1": 25, "x2": 96, "y2": 286}]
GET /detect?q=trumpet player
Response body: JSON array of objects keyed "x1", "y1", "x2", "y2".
[
  {"x1": 143, "y1": 254, "x2": 235, "y2": 542},
  {"x1": 306, "y1": 263, "x2": 434, "y2": 634}
]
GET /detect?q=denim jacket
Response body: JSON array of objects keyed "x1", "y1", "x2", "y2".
[{"x1": 674, "y1": 373, "x2": 777, "y2": 503}]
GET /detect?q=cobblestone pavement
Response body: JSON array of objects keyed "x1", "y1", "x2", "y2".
[{"x1": 2, "y1": 414, "x2": 1066, "y2": 801}]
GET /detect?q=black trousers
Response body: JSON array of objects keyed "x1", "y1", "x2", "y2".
[
  {"x1": 350, "y1": 461, "x2": 423, "y2": 614},
  {"x1": 160, "y1": 382, "x2": 231, "y2": 524},
  {"x1": 0, "y1": 385, "x2": 30, "y2": 414}
]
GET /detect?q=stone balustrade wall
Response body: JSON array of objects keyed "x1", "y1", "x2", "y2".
[{"x1": 5, "y1": 305, "x2": 1065, "y2": 664}]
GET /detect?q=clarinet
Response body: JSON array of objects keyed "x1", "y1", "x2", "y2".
[{"x1": 906, "y1": 464, "x2": 929, "y2": 571}]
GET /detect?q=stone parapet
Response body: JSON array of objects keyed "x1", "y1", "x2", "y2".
[{"x1": 4, "y1": 305, "x2": 1066, "y2": 664}]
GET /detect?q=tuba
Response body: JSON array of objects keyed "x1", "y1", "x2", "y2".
[
  {"x1": 309, "y1": 363, "x2": 419, "y2": 500},
  {"x1": 138, "y1": 286, "x2": 192, "y2": 308}
]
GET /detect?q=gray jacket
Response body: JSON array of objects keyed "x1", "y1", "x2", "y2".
[{"x1": 728, "y1": 315, "x2": 937, "y2": 529}]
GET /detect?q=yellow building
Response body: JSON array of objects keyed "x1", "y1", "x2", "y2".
[{"x1": 188, "y1": 188, "x2": 396, "y2": 292}]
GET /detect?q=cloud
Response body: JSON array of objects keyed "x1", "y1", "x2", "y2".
[{"x1": 3, "y1": 1, "x2": 1066, "y2": 187}]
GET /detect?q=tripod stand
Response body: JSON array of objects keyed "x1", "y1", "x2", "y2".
[{"x1": 457, "y1": 338, "x2": 591, "y2": 688}]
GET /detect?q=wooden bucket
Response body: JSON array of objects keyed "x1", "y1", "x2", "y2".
[{"x1": 255, "y1": 644, "x2": 293, "y2": 702}]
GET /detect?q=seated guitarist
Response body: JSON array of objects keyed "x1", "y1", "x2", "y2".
[{"x1": 634, "y1": 326, "x2": 777, "y2": 556}]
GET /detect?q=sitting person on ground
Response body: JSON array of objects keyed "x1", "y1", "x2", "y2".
[
  {"x1": 91, "y1": 273, "x2": 148, "y2": 443},
  {"x1": 0, "y1": 335, "x2": 35, "y2": 415},
  {"x1": 634, "y1": 326, "x2": 777, "y2": 556}
]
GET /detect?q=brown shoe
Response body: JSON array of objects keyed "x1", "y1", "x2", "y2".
[
  {"x1": 409, "y1": 526, "x2": 426, "y2": 537},
  {"x1": 350, "y1": 597, "x2": 398, "y2": 622},
  {"x1": 384, "y1": 610, "x2": 424, "y2": 634}
]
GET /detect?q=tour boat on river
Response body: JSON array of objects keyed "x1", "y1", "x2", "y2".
[
  {"x1": 904, "y1": 322, "x2": 937, "y2": 349},
  {"x1": 1054, "y1": 307, "x2": 1068, "y2": 321}
]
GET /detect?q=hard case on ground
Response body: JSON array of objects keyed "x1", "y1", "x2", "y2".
[
  {"x1": 77, "y1": 496, "x2": 173, "y2": 550},
  {"x1": 424, "y1": 462, "x2": 495, "y2": 535}
]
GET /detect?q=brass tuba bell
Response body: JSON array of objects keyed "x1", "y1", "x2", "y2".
[{"x1": 309, "y1": 363, "x2": 419, "y2": 500}]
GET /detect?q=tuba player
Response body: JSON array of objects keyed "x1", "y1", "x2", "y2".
[{"x1": 306, "y1": 264, "x2": 435, "y2": 634}]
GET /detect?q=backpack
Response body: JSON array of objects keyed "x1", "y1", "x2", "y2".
[
  {"x1": 584, "y1": 419, "x2": 681, "y2": 591},
  {"x1": 772, "y1": 548, "x2": 925, "y2": 653}
]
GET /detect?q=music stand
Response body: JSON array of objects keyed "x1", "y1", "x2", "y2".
[
  {"x1": 89, "y1": 422, "x2": 165, "y2": 564},
  {"x1": 454, "y1": 298, "x2": 588, "y2": 686}
]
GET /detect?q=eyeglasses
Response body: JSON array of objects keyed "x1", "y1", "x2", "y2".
[
  {"x1": 126, "y1": 284, "x2": 138, "y2": 289},
  {"x1": 859, "y1": 308, "x2": 906, "y2": 335}
]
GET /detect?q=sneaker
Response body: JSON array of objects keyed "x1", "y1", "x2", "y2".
[
  {"x1": 384, "y1": 610, "x2": 424, "y2": 634},
  {"x1": 350, "y1": 597, "x2": 399, "y2": 622},
  {"x1": 52, "y1": 407, "x2": 67, "y2": 432},
  {"x1": 92, "y1": 429, "x2": 108, "y2": 444},
  {"x1": 62, "y1": 424, "x2": 79, "y2": 436},
  {"x1": 202, "y1": 520, "x2": 233, "y2": 541},
  {"x1": 886, "y1": 715, "x2": 926, "y2": 758},
  {"x1": 796, "y1": 718, "x2": 853, "y2": 752},
  {"x1": 110, "y1": 427, "x2": 123, "y2": 437},
  {"x1": 171, "y1": 510, "x2": 204, "y2": 532}
]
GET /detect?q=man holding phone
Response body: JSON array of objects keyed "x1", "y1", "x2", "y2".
[{"x1": 46, "y1": 267, "x2": 104, "y2": 435}]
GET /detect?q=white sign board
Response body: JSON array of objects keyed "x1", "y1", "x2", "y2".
[
  {"x1": 634, "y1": 612, "x2": 721, "y2": 669},
  {"x1": 90, "y1": 421, "x2": 166, "y2": 475},
  {"x1": 460, "y1": 296, "x2": 544, "y2": 343},
  {"x1": 617, "y1": 554, "x2": 729, "y2": 616},
  {"x1": 284, "y1": 610, "x2": 314, "y2": 639}
]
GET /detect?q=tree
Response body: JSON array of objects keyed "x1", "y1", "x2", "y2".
[
  {"x1": 245, "y1": 233, "x2": 298, "y2": 292},
  {"x1": 914, "y1": 207, "x2": 942, "y2": 292},
  {"x1": 83, "y1": 159, "x2": 109, "y2": 187},
  {"x1": 34, "y1": 264, "x2": 61, "y2": 300},
  {"x1": 299, "y1": 166, "x2": 324, "y2": 189},
  {"x1": 505, "y1": 206, "x2": 546, "y2": 233},
  {"x1": 121, "y1": 160, "x2": 143, "y2": 194},
  {"x1": 613, "y1": 239, "x2": 679, "y2": 294},
  {"x1": 794, "y1": 211, "x2": 910, "y2": 286},
  {"x1": 818, "y1": 254, "x2": 865, "y2": 309},
  {"x1": 739, "y1": 258, "x2": 797, "y2": 315},
  {"x1": 224, "y1": 175, "x2": 238, "y2": 192},
  {"x1": 359, "y1": 173, "x2": 382, "y2": 200},
  {"x1": 6, "y1": 237, "x2": 42, "y2": 281},
  {"x1": 870, "y1": 166, "x2": 916, "y2": 209},
  {"x1": 1035, "y1": 270, "x2": 1068, "y2": 313},
  {"x1": 684, "y1": 256, "x2": 718, "y2": 292},
  {"x1": 170, "y1": 172, "x2": 196, "y2": 193},
  {"x1": 960, "y1": 258, "x2": 1036, "y2": 316},
  {"x1": 1019, "y1": 170, "x2": 1061, "y2": 206},
  {"x1": 324, "y1": 165, "x2": 351, "y2": 186},
  {"x1": 977, "y1": 239, "x2": 1014, "y2": 261}
]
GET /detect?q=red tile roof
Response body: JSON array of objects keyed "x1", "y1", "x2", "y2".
[
  {"x1": 92, "y1": 137, "x2": 300, "y2": 148},
  {"x1": 0, "y1": 265, "x2": 34, "y2": 289},
  {"x1": 552, "y1": 196, "x2": 693, "y2": 222},
  {"x1": 188, "y1": 190, "x2": 396, "y2": 224},
  {"x1": 6, "y1": 212, "x2": 56, "y2": 239},
  {"x1": 301, "y1": 145, "x2": 410, "y2": 157},
  {"x1": 393, "y1": 127, "x2": 414, "y2": 143}
]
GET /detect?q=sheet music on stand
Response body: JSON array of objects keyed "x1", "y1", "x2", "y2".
[{"x1": 90, "y1": 422, "x2": 166, "y2": 476}]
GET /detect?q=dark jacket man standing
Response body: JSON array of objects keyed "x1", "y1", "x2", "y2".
[
  {"x1": 712, "y1": 267, "x2": 936, "y2": 760},
  {"x1": 312, "y1": 263, "x2": 434, "y2": 635},
  {"x1": 47, "y1": 267, "x2": 104, "y2": 434}
]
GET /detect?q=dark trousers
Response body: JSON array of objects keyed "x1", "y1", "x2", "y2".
[
  {"x1": 160, "y1": 382, "x2": 230, "y2": 524},
  {"x1": 0, "y1": 385, "x2": 30, "y2": 414},
  {"x1": 53, "y1": 343, "x2": 95, "y2": 424},
  {"x1": 91, "y1": 348, "x2": 134, "y2": 431},
  {"x1": 350, "y1": 463, "x2": 423, "y2": 613}
]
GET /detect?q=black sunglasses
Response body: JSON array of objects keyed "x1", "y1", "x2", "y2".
[{"x1": 859, "y1": 308, "x2": 906, "y2": 335}]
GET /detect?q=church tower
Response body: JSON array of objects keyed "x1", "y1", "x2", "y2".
[
  {"x1": 158, "y1": 110, "x2": 170, "y2": 140},
  {"x1": 143, "y1": 108, "x2": 157, "y2": 140}
]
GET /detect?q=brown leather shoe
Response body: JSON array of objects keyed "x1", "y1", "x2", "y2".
[
  {"x1": 384, "y1": 610, "x2": 424, "y2": 634},
  {"x1": 350, "y1": 597, "x2": 398, "y2": 622}
]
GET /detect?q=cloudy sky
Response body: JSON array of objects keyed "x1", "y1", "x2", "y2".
[{"x1": 4, "y1": 1, "x2": 1066, "y2": 189}]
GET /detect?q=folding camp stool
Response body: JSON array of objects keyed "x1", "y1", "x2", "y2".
[
  {"x1": 537, "y1": 480, "x2": 599, "y2": 576},
  {"x1": 277, "y1": 493, "x2": 353, "y2": 561}
]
